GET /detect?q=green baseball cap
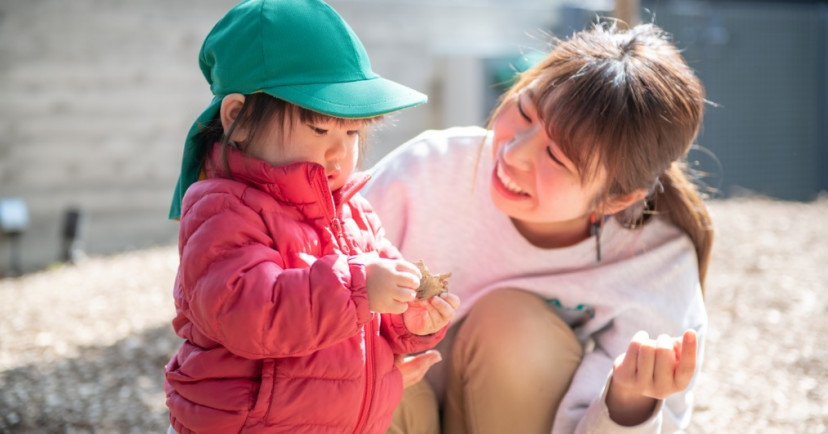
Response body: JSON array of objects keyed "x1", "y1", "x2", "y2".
[{"x1": 169, "y1": 0, "x2": 427, "y2": 219}]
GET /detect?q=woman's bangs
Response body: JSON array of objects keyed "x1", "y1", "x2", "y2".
[{"x1": 534, "y1": 80, "x2": 604, "y2": 183}]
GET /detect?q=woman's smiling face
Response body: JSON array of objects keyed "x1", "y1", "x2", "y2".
[{"x1": 489, "y1": 89, "x2": 607, "y2": 241}]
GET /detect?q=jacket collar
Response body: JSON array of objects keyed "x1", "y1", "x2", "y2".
[{"x1": 205, "y1": 144, "x2": 370, "y2": 220}]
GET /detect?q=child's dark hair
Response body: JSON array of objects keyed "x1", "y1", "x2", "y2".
[
  {"x1": 198, "y1": 93, "x2": 379, "y2": 176},
  {"x1": 492, "y1": 22, "x2": 714, "y2": 288}
]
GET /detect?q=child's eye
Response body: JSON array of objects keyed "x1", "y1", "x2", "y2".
[
  {"x1": 346, "y1": 129, "x2": 359, "y2": 136},
  {"x1": 309, "y1": 125, "x2": 328, "y2": 136},
  {"x1": 546, "y1": 146, "x2": 565, "y2": 167}
]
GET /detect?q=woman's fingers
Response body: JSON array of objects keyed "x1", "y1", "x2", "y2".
[
  {"x1": 612, "y1": 330, "x2": 699, "y2": 399},
  {"x1": 674, "y1": 330, "x2": 698, "y2": 390},
  {"x1": 614, "y1": 331, "x2": 645, "y2": 385},
  {"x1": 652, "y1": 334, "x2": 677, "y2": 398},
  {"x1": 397, "y1": 350, "x2": 442, "y2": 388}
]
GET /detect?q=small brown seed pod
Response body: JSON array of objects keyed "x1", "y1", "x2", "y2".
[{"x1": 414, "y1": 260, "x2": 451, "y2": 300}]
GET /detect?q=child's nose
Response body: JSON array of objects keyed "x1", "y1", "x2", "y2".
[{"x1": 326, "y1": 138, "x2": 347, "y2": 161}]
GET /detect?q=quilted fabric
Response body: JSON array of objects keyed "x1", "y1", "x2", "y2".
[{"x1": 164, "y1": 145, "x2": 445, "y2": 433}]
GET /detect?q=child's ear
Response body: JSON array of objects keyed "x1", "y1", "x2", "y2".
[
  {"x1": 600, "y1": 189, "x2": 649, "y2": 215},
  {"x1": 219, "y1": 93, "x2": 246, "y2": 136}
]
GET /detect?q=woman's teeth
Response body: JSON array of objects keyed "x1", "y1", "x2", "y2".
[{"x1": 496, "y1": 163, "x2": 527, "y2": 195}]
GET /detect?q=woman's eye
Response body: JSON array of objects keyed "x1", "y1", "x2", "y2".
[
  {"x1": 516, "y1": 100, "x2": 532, "y2": 123},
  {"x1": 546, "y1": 146, "x2": 565, "y2": 167}
]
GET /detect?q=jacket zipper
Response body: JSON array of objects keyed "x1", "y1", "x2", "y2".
[
  {"x1": 352, "y1": 318, "x2": 376, "y2": 434},
  {"x1": 331, "y1": 217, "x2": 351, "y2": 254}
]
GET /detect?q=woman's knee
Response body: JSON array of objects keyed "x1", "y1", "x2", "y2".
[
  {"x1": 455, "y1": 288, "x2": 584, "y2": 372},
  {"x1": 388, "y1": 380, "x2": 440, "y2": 434}
]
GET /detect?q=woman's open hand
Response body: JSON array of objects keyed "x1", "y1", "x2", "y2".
[{"x1": 606, "y1": 330, "x2": 698, "y2": 426}]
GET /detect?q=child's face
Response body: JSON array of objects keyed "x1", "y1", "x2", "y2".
[
  {"x1": 247, "y1": 115, "x2": 362, "y2": 192},
  {"x1": 489, "y1": 90, "x2": 606, "y2": 231}
]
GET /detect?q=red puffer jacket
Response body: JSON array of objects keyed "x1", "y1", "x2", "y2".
[{"x1": 164, "y1": 146, "x2": 446, "y2": 434}]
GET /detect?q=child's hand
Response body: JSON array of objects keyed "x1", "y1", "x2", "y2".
[
  {"x1": 403, "y1": 292, "x2": 460, "y2": 336},
  {"x1": 365, "y1": 258, "x2": 421, "y2": 314},
  {"x1": 606, "y1": 330, "x2": 698, "y2": 426}
]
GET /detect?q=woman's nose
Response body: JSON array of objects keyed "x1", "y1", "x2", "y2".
[{"x1": 502, "y1": 128, "x2": 541, "y2": 171}]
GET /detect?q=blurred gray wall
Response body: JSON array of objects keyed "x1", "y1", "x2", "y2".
[
  {"x1": 5, "y1": 0, "x2": 823, "y2": 275},
  {"x1": 0, "y1": 0, "x2": 564, "y2": 274},
  {"x1": 639, "y1": 0, "x2": 828, "y2": 201}
]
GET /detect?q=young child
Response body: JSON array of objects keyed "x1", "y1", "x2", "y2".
[{"x1": 163, "y1": 1, "x2": 459, "y2": 433}]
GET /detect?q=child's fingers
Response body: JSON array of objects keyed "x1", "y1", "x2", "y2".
[
  {"x1": 394, "y1": 270, "x2": 421, "y2": 290},
  {"x1": 395, "y1": 260, "x2": 422, "y2": 279},
  {"x1": 427, "y1": 295, "x2": 456, "y2": 321},
  {"x1": 674, "y1": 330, "x2": 698, "y2": 390},
  {"x1": 393, "y1": 287, "x2": 417, "y2": 303},
  {"x1": 439, "y1": 292, "x2": 461, "y2": 310},
  {"x1": 385, "y1": 300, "x2": 410, "y2": 314}
]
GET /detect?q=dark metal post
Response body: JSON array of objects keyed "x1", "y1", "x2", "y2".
[{"x1": 61, "y1": 207, "x2": 84, "y2": 264}]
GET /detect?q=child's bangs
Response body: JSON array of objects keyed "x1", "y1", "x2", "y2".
[{"x1": 296, "y1": 106, "x2": 382, "y2": 127}]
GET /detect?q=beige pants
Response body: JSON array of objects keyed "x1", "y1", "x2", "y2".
[{"x1": 388, "y1": 288, "x2": 584, "y2": 434}]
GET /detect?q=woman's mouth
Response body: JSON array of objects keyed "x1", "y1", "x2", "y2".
[{"x1": 495, "y1": 162, "x2": 529, "y2": 196}]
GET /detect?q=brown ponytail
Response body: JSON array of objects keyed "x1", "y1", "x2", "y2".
[{"x1": 654, "y1": 162, "x2": 714, "y2": 288}]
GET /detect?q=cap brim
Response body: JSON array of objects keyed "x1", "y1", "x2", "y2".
[{"x1": 263, "y1": 76, "x2": 427, "y2": 118}]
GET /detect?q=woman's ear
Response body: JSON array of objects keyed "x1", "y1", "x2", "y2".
[
  {"x1": 219, "y1": 93, "x2": 246, "y2": 137},
  {"x1": 600, "y1": 189, "x2": 649, "y2": 215}
]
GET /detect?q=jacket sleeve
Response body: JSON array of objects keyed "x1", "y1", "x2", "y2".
[
  {"x1": 177, "y1": 188, "x2": 371, "y2": 360},
  {"x1": 379, "y1": 312, "x2": 448, "y2": 355}
]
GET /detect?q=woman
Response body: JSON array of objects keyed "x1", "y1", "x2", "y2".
[{"x1": 364, "y1": 22, "x2": 713, "y2": 433}]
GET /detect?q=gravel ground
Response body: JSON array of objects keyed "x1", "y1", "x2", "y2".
[{"x1": 0, "y1": 197, "x2": 826, "y2": 433}]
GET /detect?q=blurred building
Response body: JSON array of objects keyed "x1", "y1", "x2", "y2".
[
  {"x1": 639, "y1": 0, "x2": 828, "y2": 201},
  {"x1": 0, "y1": 0, "x2": 825, "y2": 274},
  {"x1": 0, "y1": 0, "x2": 567, "y2": 274}
]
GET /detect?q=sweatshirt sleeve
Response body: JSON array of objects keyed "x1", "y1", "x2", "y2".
[
  {"x1": 177, "y1": 187, "x2": 371, "y2": 360},
  {"x1": 551, "y1": 246, "x2": 707, "y2": 434}
]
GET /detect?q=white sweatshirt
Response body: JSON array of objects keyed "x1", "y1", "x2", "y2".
[{"x1": 363, "y1": 127, "x2": 707, "y2": 434}]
